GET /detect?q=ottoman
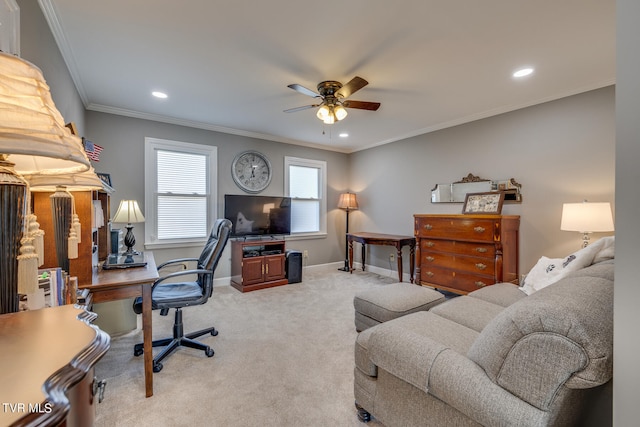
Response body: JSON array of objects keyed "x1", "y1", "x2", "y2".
[{"x1": 353, "y1": 282, "x2": 446, "y2": 332}]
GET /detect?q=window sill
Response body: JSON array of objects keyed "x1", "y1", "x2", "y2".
[
  {"x1": 144, "y1": 240, "x2": 206, "y2": 250},
  {"x1": 285, "y1": 232, "x2": 327, "y2": 241}
]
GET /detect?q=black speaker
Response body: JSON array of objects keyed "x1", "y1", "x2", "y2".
[{"x1": 285, "y1": 250, "x2": 302, "y2": 284}]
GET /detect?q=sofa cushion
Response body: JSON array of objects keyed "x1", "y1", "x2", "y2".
[
  {"x1": 366, "y1": 311, "x2": 478, "y2": 392},
  {"x1": 353, "y1": 282, "x2": 445, "y2": 330},
  {"x1": 468, "y1": 262, "x2": 613, "y2": 410},
  {"x1": 467, "y1": 282, "x2": 527, "y2": 307},
  {"x1": 429, "y1": 296, "x2": 505, "y2": 333}
]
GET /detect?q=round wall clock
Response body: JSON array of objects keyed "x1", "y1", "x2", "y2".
[{"x1": 231, "y1": 150, "x2": 273, "y2": 193}]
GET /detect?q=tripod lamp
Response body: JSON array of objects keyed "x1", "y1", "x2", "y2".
[{"x1": 338, "y1": 192, "x2": 358, "y2": 272}]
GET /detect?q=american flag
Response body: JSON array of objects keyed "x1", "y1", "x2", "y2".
[{"x1": 83, "y1": 139, "x2": 103, "y2": 162}]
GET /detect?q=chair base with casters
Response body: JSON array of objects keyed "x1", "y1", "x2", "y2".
[
  {"x1": 133, "y1": 307, "x2": 218, "y2": 373},
  {"x1": 132, "y1": 218, "x2": 232, "y2": 373}
]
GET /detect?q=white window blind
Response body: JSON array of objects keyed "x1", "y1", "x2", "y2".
[
  {"x1": 285, "y1": 157, "x2": 326, "y2": 236},
  {"x1": 156, "y1": 150, "x2": 208, "y2": 239},
  {"x1": 145, "y1": 138, "x2": 217, "y2": 247}
]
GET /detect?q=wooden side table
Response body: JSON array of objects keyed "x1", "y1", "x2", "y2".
[{"x1": 347, "y1": 232, "x2": 416, "y2": 283}]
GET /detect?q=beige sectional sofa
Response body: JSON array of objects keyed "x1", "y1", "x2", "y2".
[{"x1": 354, "y1": 260, "x2": 613, "y2": 426}]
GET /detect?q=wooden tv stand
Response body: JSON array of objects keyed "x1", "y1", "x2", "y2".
[{"x1": 230, "y1": 239, "x2": 288, "y2": 292}]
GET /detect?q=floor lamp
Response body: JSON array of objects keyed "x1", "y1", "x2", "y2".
[
  {"x1": 338, "y1": 192, "x2": 358, "y2": 272},
  {"x1": 0, "y1": 51, "x2": 91, "y2": 313}
]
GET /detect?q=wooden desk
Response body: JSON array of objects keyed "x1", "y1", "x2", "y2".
[
  {"x1": 0, "y1": 305, "x2": 110, "y2": 427},
  {"x1": 347, "y1": 232, "x2": 416, "y2": 283},
  {"x1": 79, "y1": 251, "x2": 159, "y2": 397}
]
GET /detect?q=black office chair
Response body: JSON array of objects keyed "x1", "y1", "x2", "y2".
[{"x1": 133, "y1": 218, "x2": 232, "y2": 372}]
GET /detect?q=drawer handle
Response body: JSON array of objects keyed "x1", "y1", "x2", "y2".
[
  {"x1": 474, "y1": 226, "x2": 486, "y2": 233},
  {"x1": 426, "y1": 256, "x2": 435, "y2": 262},
  {"x1": 474, "y1": 281, "x2": 487, "y2": 288},
  {"x1": 425, "y1": 241, "x2": 435, "y2": 247},
  {"x1": 475, "y1": 247, "x2": 488, "y2": 253},
  {"x1": 475, "y1": 263, "x2": 487, "y2": 270},
  {"x1": 425, "y1": 271, "x2": 434, "y2": 277},
  {"x1": 423, "y1": 224, "x2": 433, "y2": 230}
]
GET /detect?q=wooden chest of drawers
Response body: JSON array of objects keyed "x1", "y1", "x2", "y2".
[{"x1": 414, "y1": 214, "x2": 520, "y2": 294}]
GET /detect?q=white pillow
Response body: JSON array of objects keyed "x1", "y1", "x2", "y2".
[{"x1": 521, "y1": 236, "x2": 614, "y2": 295}]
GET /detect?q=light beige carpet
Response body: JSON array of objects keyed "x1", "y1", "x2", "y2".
[{"x1": 94, "y1": 265, "x2": 393, "y2": 426}]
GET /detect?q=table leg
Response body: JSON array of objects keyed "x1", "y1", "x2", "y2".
[
  {"x1": 142, "y1": 283, "x2": 153, "y2": 397},
  {"x1": 348, "y1": 239, "x2": 354, "y2": 274},
  {"x1": 409, "y1": 244, "x2": 415, "y2": 283},
  {"x1": 361, "y1": 243, "x2": 366, "y2": 271},
  {"x1": 396, "y1": 247, "x2": 403, "y2": 282}
]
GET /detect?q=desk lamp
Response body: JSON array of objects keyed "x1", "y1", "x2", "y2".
[
  {"x1": 112, "y1": 200, "x2": 146, "y2": 254},
  {"x1": 25, "y1": 168, "x2": 106, "y2": 273},
  {"x1": 338, "y1": 192, "x2": 359, "y2": 272}
]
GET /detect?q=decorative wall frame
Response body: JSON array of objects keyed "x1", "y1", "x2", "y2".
[
  {"x1": 462, "y1": 191, "x2": 505, "y2": 214},
  {"x1": 431, "y1": 173, "x2": 522, "y2": 203}
]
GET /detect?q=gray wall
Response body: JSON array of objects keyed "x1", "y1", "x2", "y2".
[
  {"x1": 349, "y1": 87, "x2": 615, "y2": 275},
  {"x1": 614, "y1": 0, "x2": 640, "y2": 424},
  {"x1": 18, "y1": 0, "x2": 86, "y2": 134},
  {"x1": 85, "y1": 111, "x2": 350, "y2": 277}
]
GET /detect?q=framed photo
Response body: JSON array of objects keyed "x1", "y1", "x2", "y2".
[
  {"x1": 462, "y1": 191, "x2": 505, "y2": 214},
  {"x1": 97, "y1": 173, "x2": 112, "y2": 187}
]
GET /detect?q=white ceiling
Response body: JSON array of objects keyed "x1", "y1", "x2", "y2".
[{"x1": 39, "y1": 0, "x2": 615, "y2": 153}]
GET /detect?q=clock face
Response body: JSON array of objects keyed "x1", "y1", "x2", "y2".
[{"x1": 231, "y1": 151, "x2": 272, "y2": 193}]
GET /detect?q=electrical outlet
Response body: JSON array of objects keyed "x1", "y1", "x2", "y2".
[
  {"x1": 389, "y1": 253, "x2": 395, "y2": 262},
  {"x1": 303, "y1": 250, "x2": 309, "y2": 259}
]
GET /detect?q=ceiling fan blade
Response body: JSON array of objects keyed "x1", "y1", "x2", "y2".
[
  {"x1": 343, "y1": 100, "x2": 381, "y2": 111},
  {"x1": 284, "y1": 104, "x2": 320, "y2": 113},
  {"x1": 287, "y1": 83, "x2": 321, "y2": 98},
  {"x1": 336, "y1": 76, "x2": 368, "y2": 99}
]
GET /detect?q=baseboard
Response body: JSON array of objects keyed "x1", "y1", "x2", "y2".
[{"x1": 213, "y1": 261, "x2": 409, "y2": 287}]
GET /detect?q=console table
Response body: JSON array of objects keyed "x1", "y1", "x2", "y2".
[
  {"x1": 0, "y1": 305, "x2": 110, "y2": 426},
  {"x1": 79, "y1": 251, "x2": 159, "y2": 397},
  {"x1": 347, "y1": 232, "x2": 416, "y2": 283}
]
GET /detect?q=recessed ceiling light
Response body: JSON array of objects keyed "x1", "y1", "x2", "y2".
[
  {"x1": 152, "y1": 91, "x2": 168, "y2": 99},
  {"x1": 513, "y1": 68, "x2": 534, "y2": 78},
  {"x1": 339, "y1": 133, "x2": 349, "y2": 138}
]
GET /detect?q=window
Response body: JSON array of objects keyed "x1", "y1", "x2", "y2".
[
  {"x1": 144, "y1": 138, "x2": 217, "y2": 248},
  {"x1": 284, "y1": 156, "x2": 327, "y2": 237}
]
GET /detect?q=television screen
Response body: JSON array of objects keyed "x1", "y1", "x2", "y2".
[{"x1": 224, "y1": 194, "x2": 291, "y2": 237}]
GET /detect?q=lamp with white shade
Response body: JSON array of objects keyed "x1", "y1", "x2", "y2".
[
  {"x1": 560, "y1": 201, "x2": 614, "y2": 248},
  {"x1": 112, "y1": 200, "x2": 146, "y2": 255},
  {"x1": 0, "y1": 45, "x2": 91, "y2": 313}
]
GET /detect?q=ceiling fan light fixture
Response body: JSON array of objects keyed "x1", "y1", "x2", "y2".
[
  {"x1": 316, "y1": 104, "x2": 331, "y2": 120},
  {"x1": 323, "y1": 112, "x2": 335, "y2": 125},
  {"x1": 334, "y1": 104, "x2": 348, "y2": 121}
]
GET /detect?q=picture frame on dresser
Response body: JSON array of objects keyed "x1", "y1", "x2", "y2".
[{"x1": 462, "y1": 191, "x2": 505, "y2": 214}]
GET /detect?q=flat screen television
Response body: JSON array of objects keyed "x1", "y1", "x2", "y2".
[{"x1": 224, "y1": 194, "x2": 291, "y2": 237}]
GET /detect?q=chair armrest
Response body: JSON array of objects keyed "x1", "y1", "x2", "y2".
[
  {"x1": 157, "y1": 257, "x2": 199, "y2": 270},
  {"x1": 152, "y1": 268, "x2": 211, "y2": 289}
]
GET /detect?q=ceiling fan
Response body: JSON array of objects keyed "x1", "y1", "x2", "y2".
[{"x1": 284, "y1": 76, "x2": 380, "y2": 124}]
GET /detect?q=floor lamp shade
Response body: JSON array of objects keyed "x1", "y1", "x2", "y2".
[
  {"x1": 338, "y1": 193, "x2": 358, "y2": 272},
  {"x1": 0, "y1": 52, "x2": 91, "y2": 313}
]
